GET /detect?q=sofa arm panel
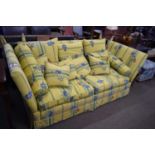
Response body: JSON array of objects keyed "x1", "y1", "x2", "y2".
[
  {"x1": 123, "y1": 48, "x2": 148, "y2": 82},
  {"x1": 4, "y1": 43, "x2": 38, "y2": 113},
  {"x1": 107, "y1": 40, "x2": 148, "y2": 82}
]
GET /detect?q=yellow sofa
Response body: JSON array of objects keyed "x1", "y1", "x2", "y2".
[{"x1": 3, "y1": 38, "x2": 147, "y2": 128}]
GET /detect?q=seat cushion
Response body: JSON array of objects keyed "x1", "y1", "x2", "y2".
[
  {"x1": 49, "y1": 85, "x2": 79, "y2": 105},
  {"x1": 85, "y1": 68, "x2": 130, "y2": 94},
  {"x1": 45, "y1": 62, "x2": 70, "y2": 87},
  {"x1": 36, "y1": 91, "x2": 58, "y2": 111},
  {"x1": 58, "y1": 41, "x2": 84, "y2": 60},
  {"x1": 83, "y1": 39, "x2": 106, "y2": 55},
  {"x1": 70, "y1": 79, "x2": 94, "y2": 99}
]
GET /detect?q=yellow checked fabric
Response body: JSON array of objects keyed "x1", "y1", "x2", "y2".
[
  {"x1": 83, "y1": 39, "x2": 106, "y2": 55},
  {"x1": 5, "y1": 39, "x2": 148, "y2": 128},
  {"x1": 36, "y1": 56, "x2": 48, "y2": 74},
  {"x1": 4, "y1": 43, "x2": 38, "y2": 113},
  {"x1": 85, "y1": 68, "x2": 130, "y2": 94},
  {"x1": 88, "y1": 55, "x2": 110, "y2": 75},
  {"x1": 14, "y1": 43, "x2": 37, "y2": 69},
  {"x1": 36, "y1": 91, "x2": 57, "y2": 111},
  {"x1": 107, "y1": 40, "x2": 148, "y2": 81},
  {"x1": 33, "y1": 84, "x2": 130, "y2": 128},
  {"x1": 72, "y1": 56, "x2": 91, "y2": 78},
  {"x1": 58, "y1": 41, "x2": 84, "y2": 60},
  {"x1": 27, "y1": 38, "x2": 59, "y2": 63},
  {"x1": 58, "y1": 57, "x2": 79, "y2": 80},
  {"x1": 45, "y1": 62, "x2": 70, "y2": 87},
  {"x1": 15, "y1": 43, "x2": 49, "y2": 97},
  {"x1": 109, "y1": 54, "x2": 131, "y2": 77},
  {"x1": 70, "y1": 79, "x2": 94, "y2": 99}
]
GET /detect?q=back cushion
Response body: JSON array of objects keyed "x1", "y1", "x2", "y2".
[
  {"x1": 14, "y1": 42, "x2": 37, "y2": 69},
  {"x1": 58, "y1": 41, "x2": 84, "y2": 60},
  {"x1": 83, "y1": 39, "x2": 106, "y2": 55},
  {"x1": 27, "y1": 38, "x2": 59, "y2": 63},
  {"x1": 107, "y1": 40, "x2": 128, "y2": 59}
]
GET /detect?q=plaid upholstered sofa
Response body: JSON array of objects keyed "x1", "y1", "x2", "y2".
[{"x1": 3, "y1": 37, "x2": 147, "y2": 128}]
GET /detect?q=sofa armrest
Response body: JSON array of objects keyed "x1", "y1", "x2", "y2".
[
  {"x1": 4, "y1": 43, "x2": 38, "y2": 113},
  {"x1": 107, "y1": 40, "x2": 148, "y2": 82}
]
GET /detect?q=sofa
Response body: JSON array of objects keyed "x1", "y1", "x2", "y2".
[{"x1": 3, "y1": 37, "x2": 147, "y2": 128}]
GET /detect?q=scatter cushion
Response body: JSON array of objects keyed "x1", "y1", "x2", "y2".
[
  {"x1": 109, "y1": 54, "x2": 131, "y2": 77},
  {"x1": 88, "y1": 55, "x2": 110, "y2": 75},
  {"x1": 36, "y1": 56, "x2": 48, "y2": 73},
  {"x1": 85, "y1": 68, "x2": 130, "y2": 94},
  {"x1": 31, "y1": 79, "x2": 48, "y2": 96},
  {"x1": 83, "y1": 39, "x2": 106, "y2": 55},
  {"x1": 88, "y1": 50, "x2": 109, "y2": 60},
  {"x1": 45, "y1": 62, "x2": 70, "y2": 87},
  {"x1": 24, "y1": 64, "x2": 44, "y2": 85},
  {"x1": 59, "y1": 57, "x2": 79, "y2": 80},
  {"x1": 27, "y1": 38, "x2": 59, "y2": 63},
  {"x1": 36, "y1": 56, "x2": 48, "y2": 66},
  {"x1": 23, "y1": 64, "x2": 48, "y2": 97},
  {"x1": 44, "y1": 38, "x2": 58, "y2": 63},
  {"x1": 58, "y1": 41, "x2": 84, "y2": 60},
  {"x1": 72, "y1": 56, "x2": 91, "y2": 78},
  {"x1": 15, "y1": 43, "x2": 37, "y2": 69}
]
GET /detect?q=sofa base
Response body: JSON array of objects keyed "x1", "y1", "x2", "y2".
[{"x1": 33, "y1": 83, "x2": 131, "y2": 128}]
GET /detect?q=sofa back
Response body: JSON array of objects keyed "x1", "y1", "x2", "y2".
[
  {"x1": 4, "y1": 43, "x2": 38, "y2": 113},
  {"x1": 107, "y1": 40, "x2": 148, "y2": 81}
]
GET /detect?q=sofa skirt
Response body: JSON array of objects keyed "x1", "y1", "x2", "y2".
[{"x1": 33, "y1": 83, "x2": 131, "y2": 128}]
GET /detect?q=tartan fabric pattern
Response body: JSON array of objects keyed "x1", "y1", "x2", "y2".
[
  {"x1": 83, "y1": 39, "x2": 106, "y2": 55},
  {"x1": 4, "y1": 43, "x2": 38, "y2": 113},
  {"x1": 107, "y1": 40, "x2": 148, "y2": 81},
  {"x1": 5, "y1": 39, "x2": 148, "y2": 129},
  {"x1": 45, "y1": 62, "x2": 70, "y2": 87},
  {"x1": 33, "y1": 84, "x2": 130, "y2": 128},
  {"x1": 72, "y1": 56, "x2": 91, "y2": 78},
  {"x1": 88, "y1": 51, "x2": 110, "y2": 75},
  {"x1": 58, "y1": 57, "x2": 79, "y2": 80},
  {"x1": 85, "y1": 68, "x2": 130, "y2": 94},
  {"x1": 15, "y1": 43, "x2": 49, "y2": 98},
  {"x1": 27, "y1": 38, "x2": 59, "y2": 63},
  {"x1": 70, "y1": 79, "x2": 94, "y2": 99},
  {"x1": 109, "y1": 54, "x2": 131, "y2": 77},
  {"x1": 58, "y1": 41, "x2": 84, "y2": 60}
]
